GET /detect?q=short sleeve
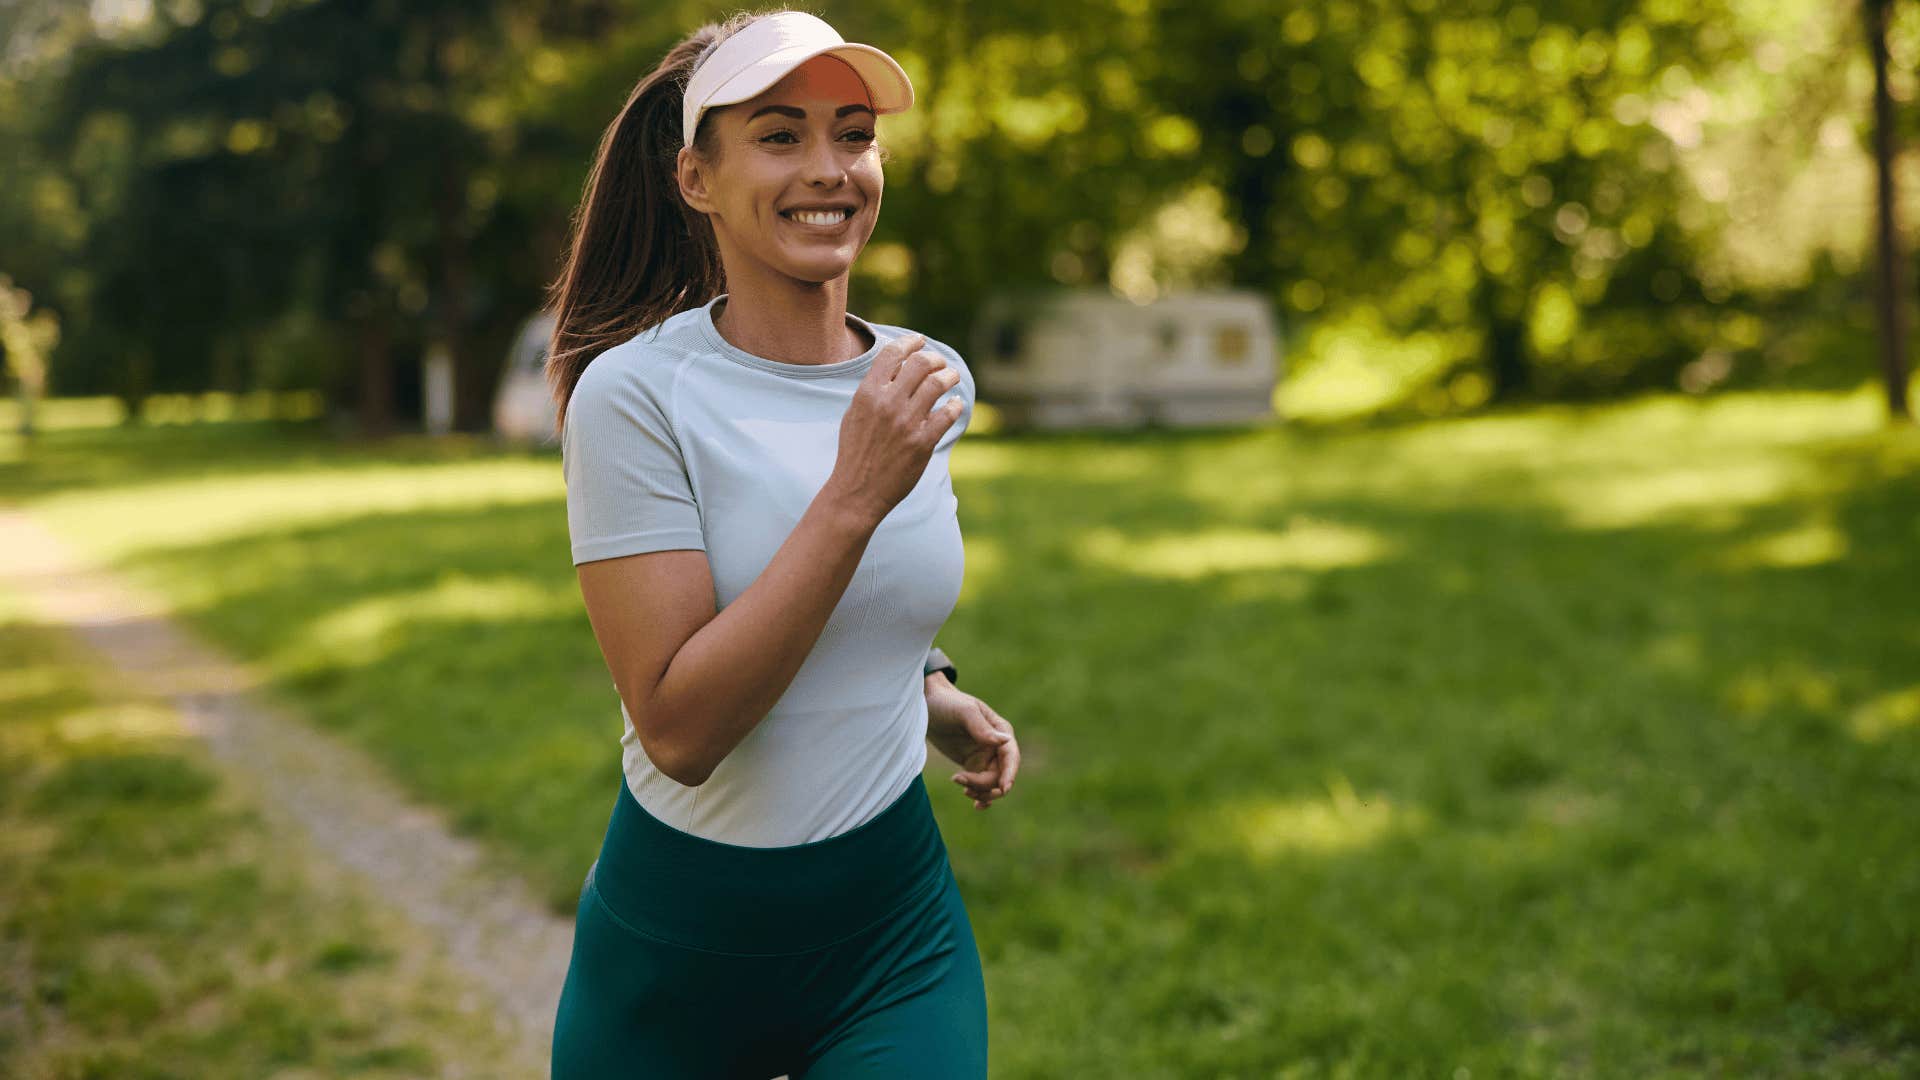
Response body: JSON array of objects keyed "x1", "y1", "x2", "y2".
[
  {"x1": 561, "y1": 359, "x2": 706, "y2": 565},
  {"x1": 921, "y1": 335, "x2": 974, "y2": 451}
]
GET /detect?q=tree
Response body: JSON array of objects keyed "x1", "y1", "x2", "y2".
[
  {"x1": 0, "y1": 274, "x2": 60, "y2": 438},
  {"x1": 1864, "y1": 0, "x2": 1912, "y2": 423}
]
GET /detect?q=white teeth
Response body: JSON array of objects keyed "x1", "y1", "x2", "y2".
[{"x1": 789, "y1": 209, "x2": 848, "y2": 226}]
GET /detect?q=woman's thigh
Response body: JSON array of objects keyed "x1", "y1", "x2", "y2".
[
  {"x1": 793, "y1": 869, "x2": 988, "y2": 1080},
  {"x1": 550, "y1": 874, "x2": 794, "y2": 1079}
]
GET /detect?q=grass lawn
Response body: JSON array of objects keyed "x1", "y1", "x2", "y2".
[
  {"x1": 0, "y1": 582, "x2": 521, "y2": 1078},
  {"x1": 2, "y1": 386, "x2": 1916, "y2": 1076}
]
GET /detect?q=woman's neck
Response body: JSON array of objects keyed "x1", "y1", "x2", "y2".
[{"x1": 711, "y1": 268, "x2": 872, "y2": 366}]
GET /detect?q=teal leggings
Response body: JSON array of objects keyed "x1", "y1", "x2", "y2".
[{"x1": 550, "y1": 772, "x2": 988, "y2": 1078}]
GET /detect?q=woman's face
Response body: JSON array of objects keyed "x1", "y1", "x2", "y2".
[{"x1": 679, "y1": 54, "x2": 883, "y2": 287}]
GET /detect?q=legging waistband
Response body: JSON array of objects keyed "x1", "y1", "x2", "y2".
[{"x1": 587, "y1": 772, "x2": 950, "y2": 956}]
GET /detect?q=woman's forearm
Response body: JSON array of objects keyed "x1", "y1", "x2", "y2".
[{"x1": 644, "y1": 483, "x2": 881, "y2": 786}]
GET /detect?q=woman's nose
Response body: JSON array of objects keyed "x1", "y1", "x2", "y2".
[{"x1": 802, "y1": 136, "x2": 846, "y2": 187}]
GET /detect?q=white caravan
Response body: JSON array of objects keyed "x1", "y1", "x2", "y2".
[{"x1": 969, "y1": 289, "x2": 1281, "y2": 430}]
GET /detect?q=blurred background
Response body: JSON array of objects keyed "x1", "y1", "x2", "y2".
[
  {"x1": 2, "y1": 0, "x2": 1917, "y2": 1077},
  {"x1": 2, "y1": 0, "x2": 1917, "y2": 429}
]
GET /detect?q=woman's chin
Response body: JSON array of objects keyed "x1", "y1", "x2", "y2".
[{"x1": 776, "y1": 252, "x2": 859, "y2": 286}]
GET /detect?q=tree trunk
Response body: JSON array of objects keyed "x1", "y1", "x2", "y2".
[
  {"x1": 1867, "y1": 0, "x2": 1912, "y2": 422},
  {"x1": 211, "y1": 336, "x2": 243, "y2": 395},
  {"x1": 358, "y1": 316, "x2": 395, "y2": 438},
  {"x1": 1480, "y1": 278, "x2": 1530, "y2": 401},
  {"x1": 437, "y1": 156, "x2": 492, "y2": 432},
  {"x1": 1221, "y1": 93, "x2": 1284, "y2": 293},
  {"x1": 118, "y1": 346, "x2": 152, "y2": 425}
]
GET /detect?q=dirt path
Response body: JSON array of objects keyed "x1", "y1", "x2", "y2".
[{"x1": 0, "y1": 507, "x2": 574, "y2": 1076}]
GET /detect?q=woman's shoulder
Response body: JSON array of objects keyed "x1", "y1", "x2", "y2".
[
  {"x1": 567, "y1": 328, "x2": 708, "y2": 437},
  {"x1": 577, "y1": 315, "x2": 707, "y2": 397}
]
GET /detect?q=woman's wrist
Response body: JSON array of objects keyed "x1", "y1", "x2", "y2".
[{"x1": 818, "y1": 472, "x2": 889, "y2": 532}]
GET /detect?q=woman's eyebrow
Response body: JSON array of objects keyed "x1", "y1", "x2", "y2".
[{"x1": 746, "y1": 103, "x2": 877, "y2": 121}]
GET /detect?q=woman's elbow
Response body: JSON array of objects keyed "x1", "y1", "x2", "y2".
[
  {"x1": 663, "y1": 754, "x2": 715, "y2": 788},
  {"x1": 632, "y1": 714, "x2": 715, "y2": 788}
]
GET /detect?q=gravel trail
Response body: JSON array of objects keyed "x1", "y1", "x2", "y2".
[{"x1": 0, "y1": 507, "x2": 575, "y2": 1076}]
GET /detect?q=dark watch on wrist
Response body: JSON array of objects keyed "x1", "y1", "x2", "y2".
[{"x1": 923, "y1": 646, "x2": 958, "y2": 686}]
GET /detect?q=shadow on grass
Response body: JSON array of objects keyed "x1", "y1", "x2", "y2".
[{"x1": 0, "y1": 418, "x2": 549, "y2": 502}]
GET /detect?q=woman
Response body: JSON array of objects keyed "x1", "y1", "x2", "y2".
[{"x1": 544, "y1": 9, "x2": 1020, "y2": 1077}]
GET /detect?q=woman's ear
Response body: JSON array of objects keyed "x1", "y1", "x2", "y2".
[{"x1": 677, "y1": 146, "x2": 714, "y2": 215}]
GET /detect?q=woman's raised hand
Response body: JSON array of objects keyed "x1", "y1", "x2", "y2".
[{"x1": 825, "y1": 333, "x2": 964, "y2": 525}]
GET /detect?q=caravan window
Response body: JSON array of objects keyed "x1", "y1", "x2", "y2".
[
  {"x1": 1214, "y1": 324, "x2": 1250, "y2": 365},
  {"x1": 1155, "y1": 320, "x2": 1180, "y2": 354},
  {"x1": 991, "y1": 320, "x2": 1024, "y2": 364}
]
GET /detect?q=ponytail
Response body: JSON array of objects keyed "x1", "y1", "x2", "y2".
[{"x1": 544, "y1": 9, "x2": 789, "y2": 437}]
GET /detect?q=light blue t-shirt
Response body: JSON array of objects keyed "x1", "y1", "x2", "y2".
[{"x1": 562, "y1": 293, "x2": 971, "y2": 847}]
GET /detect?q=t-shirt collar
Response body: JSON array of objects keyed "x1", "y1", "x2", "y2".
[{"x1": 698, "y1": 294, "x2": 883, "y2": 379}]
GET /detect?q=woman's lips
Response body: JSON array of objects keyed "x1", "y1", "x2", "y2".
[{"x1": 780, "y1": 208, "x2": 855, "y2": 233}]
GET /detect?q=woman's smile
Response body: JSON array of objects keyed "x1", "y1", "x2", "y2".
[{"x1": 780, "y1": 205, "x2": 858, "y2": 233}]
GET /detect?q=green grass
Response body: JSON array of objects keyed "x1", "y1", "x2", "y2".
[
  {"x1": 3, "y1": 386, "x2": 1917, "y2": 1076},
  {"x1": 0, "y1": 585, "x2": 520, "y2": 1078}
]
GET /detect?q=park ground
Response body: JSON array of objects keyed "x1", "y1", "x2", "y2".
[
  {"x1": 1, "y1": 383, "x2": 1917, "y2": 1077},
  {"x1": 0, "y1": 575, "x2": 523, "y2": 1077}
]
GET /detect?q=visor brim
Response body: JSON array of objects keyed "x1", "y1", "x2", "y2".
[{"x1": 701, "y1": 41, "x2": 914, "y2": 120}]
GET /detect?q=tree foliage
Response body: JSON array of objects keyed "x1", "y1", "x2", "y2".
[{"x1": 0, "y1": 0, "x2": 1905, "y2": 426}]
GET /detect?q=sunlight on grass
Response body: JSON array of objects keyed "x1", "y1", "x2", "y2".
[
  {"x1": 1722, "y1": 661, "x2": 1840, "y2": 717},
  {"x1": 950, "y1": 441, "x2": 1024, "y2": 481},
  {"x1": 1171, "y1": 385, "x2": 1912, "y2": 529},
  {"x1": 0, "y1": 391, "x2": 326, "y2": 438},
  {"x1": 0, "y1": 662, "x2": 66, "y2": 708},
  {"x1": 1075, "y1": 517, "x2": 1394, "y2": 579},
  {"x1": 1370, "y1": 384, "x2": 1887, "y2": 472},
  {"x1": 0, "y1": 395, "x2": 127, "y2": 435},
  {"x1": 33, "y1": 459, "x2": 562, "y2": 563},
  {"x1": 966, "y1": 400, "x2": 1005, "y2": 437},
  {"x1": 1849, "y1": 685, "x2": 1920, "y2": 743},
  {"x1": 1507, "y1": 389, "x2": 1888, "y2": 452},
  {"x1": 138, "y1": 390, "x2": 327, "y2": 424},
  {"x1": 293, "y1": 575, "x2": 578, "y2": 670},
  {"x1": 958, "y1": 537, "x2": 1006, "y2": 603},
  {"x1": 1203, "y1": 774, "x2": 1423, "y2": 859},
  {"x1": 56, "y1": 700, "x2": 183, "y2": 743},
  {"x1": 1368, "y1": 387, "x2": 1920, "y2": 532},
  {"x1": 1549, "y1": 458, "x2": 1814, "y2": 530},
  {"x1": 1718, "y1": 515, "x2": 1850, "y2": 569},
  {"x1": 1278, "y1": 312, "x2": 1466, "y2": 422}
]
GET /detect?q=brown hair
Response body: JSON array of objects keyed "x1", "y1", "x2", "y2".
[{"x1": 543, "y1": 8, "x2": 795, "y2": 437}]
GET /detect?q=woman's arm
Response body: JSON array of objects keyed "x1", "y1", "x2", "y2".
[
  {"x1": 925, "y1": 676, "x2": 1020, "y2": 810},
  {"x1": 575, "y1": 332, "x2": 960, "y2": 787},
  {"x1": 579, "y1": 488, "x2": 880, "y2": 787}
]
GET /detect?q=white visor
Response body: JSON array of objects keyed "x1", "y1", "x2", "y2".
[{"x1": 681, "y1": 11, "x2": 914, "y2": 148}]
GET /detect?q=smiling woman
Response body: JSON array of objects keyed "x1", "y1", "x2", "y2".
[
  {"x1": 677, "y1": 53, "x2": 893, "y2": 349},
  {"x1": 541, "y1": 8, "x2": 1014, "y2": 1080}
]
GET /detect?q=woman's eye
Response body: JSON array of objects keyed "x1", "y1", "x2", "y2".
[{"x1": 759, "y1": 129, "x2": 873, "y2": 145}]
